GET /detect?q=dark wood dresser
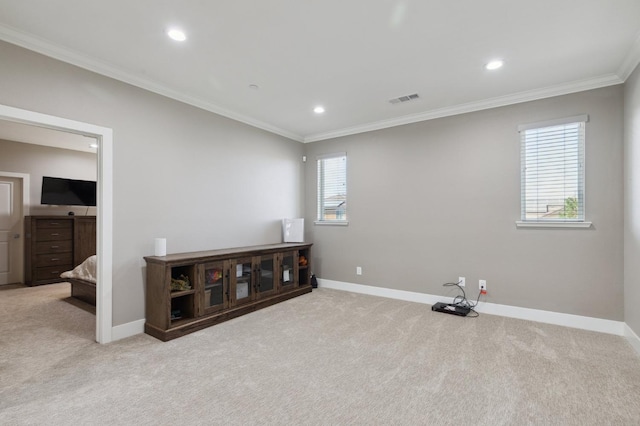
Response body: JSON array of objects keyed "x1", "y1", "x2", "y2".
[{"x1": 24, "y1": 216, "x2": 96, "y2": 286}]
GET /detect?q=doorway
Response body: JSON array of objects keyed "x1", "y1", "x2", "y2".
[
  {"x1": 0, "y1": 103, "x2": 113, "y2": 344},
  {"x1": 0, "y1": 175, "x2": 26, "y2": 284}
]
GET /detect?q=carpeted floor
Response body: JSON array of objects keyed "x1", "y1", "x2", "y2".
[{"x1": 1, "y1": 283, "x2": 639, "y2": 425}]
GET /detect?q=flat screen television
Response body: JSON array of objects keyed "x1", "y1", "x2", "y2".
[{"x1": 41, "y1": 176, "x2": 97, "y2": 207}]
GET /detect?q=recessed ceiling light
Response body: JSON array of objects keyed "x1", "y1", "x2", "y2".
[
  {"x1": 313, "y1": 106, "x2": 325, "y2": 114},
  {"x1": 485, "y1": 60, "x2": 504, "y2": 70},
  {"x1": 167, "y1": 29, "x2": 187, "y2": 42}
]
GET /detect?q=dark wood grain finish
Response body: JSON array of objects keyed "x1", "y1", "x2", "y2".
[
  {"x1": 145, "y1": 285, "x2": 313, "y2": 341},
  {"x1": 144, "y1": 243, "x2": 312, "y2": 341},
  {"x1": 145, "y1": 263, "x2": 170, "y2": 330},
  {"x1": 74, "y1": 216, "x2": 97, "y2": 266},
  {"x1": 69, "y1": 278, "x2": 96, "y2": 306},
  {"x1": 144, "y1": 243, "x2": 312, "y2": 265},
  {"x1": 24, "y1": 216, "x2": 96, "y2": 286}
]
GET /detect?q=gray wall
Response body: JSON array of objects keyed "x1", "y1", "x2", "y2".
[
  {"x1": 624, "y1": 64, "x2": 640, "y2": 335},
  {"x1": 0, "y1": 41, "x2": 305, "y2": 326},
  {"x1": 304, "y1": 86, "x2": 624, "y2": 320},
  {"x1": 0, "y1": 139, "x2": 97, "y2": 216},
  {"x1": 0, "y1": 39, "x2": 630, "y2": 327}
]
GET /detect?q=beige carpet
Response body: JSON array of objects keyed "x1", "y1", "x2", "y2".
[{"x1": 1, "y1": 284, "x2": 640, "y2": 425}]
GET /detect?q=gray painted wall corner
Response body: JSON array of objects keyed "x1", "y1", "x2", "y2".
[{"x1": 624, "y1": 63, "x2": 640, "y2": 335}]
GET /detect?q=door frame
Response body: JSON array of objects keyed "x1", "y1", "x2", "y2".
[
  {"x1": 0, "y1": 171, "x2": 30, "y2": 284},
  {"x1": 0, "y1": 104, "x2": 113, "y2": 344}
]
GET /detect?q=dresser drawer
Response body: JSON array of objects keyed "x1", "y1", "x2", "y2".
[
  {"x1": 36, "y1": 252, "x2": 73, "y2": 267},
  {"x1": 35, "y1": 265, "x2": 72, "y2": 281},
  {"x1": 35, "y1": 240, "x2": 73, "y2": 254},
  {"x1": 35, "y1": 219, "x2": 72, "y2": 230},
  {"x1": 36, "y1": 228, "x2": 73, "y2": 242},
  {"x1": 24, "y1": 215, "x2": 96, "y2": 286}
]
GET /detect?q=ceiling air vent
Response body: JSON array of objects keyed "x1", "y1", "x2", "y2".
[{"x1": 389, "y1": 93, "x2": 420, "y2": 104}]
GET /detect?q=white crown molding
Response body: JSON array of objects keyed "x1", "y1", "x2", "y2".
[
  {"x1": 618, "y1": 31, "x2": 640, "y2": 81},
  {"x1": 304, "y1": 74, "x2": 623, "y2": 142},
  {"x1": 318, "y1": 279, "x2": 626, "y2": 336},
  {"x1": 1, "y1": 23, "x2": 632, "y2": 145},
  {"x1": 0, "y1": 24, "x2": 304, "y2": 143}
]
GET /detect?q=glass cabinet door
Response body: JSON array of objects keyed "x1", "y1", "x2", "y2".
[
  {"x1": 279, "y1": 251, "x2": 297, "y2": 292},
  {"x1": 232, "y1": 258, "x2": 254, "y2": 306},
  {"x1": 203, "y1": 261, "x2": 228, "y2": 314},
  {"x1": 255, "y1": 254, "x2": 277, "y2": 299}
]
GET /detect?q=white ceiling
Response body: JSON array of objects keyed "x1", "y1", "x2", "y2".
[{"x1": 0, "y1": 0, "x2": 639, "y2": 143}]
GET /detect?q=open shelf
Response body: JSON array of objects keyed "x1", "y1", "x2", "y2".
[
  {"x1": 170, "y1": 293, "x2": 195, "y2": 324},
  {"x1": 144, "y1": 243, "x2": 312, "y2": 341}
]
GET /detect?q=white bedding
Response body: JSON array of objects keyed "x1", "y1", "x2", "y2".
[{"x1": 60, "y1": 255, "x2": 97, "y2": 284}]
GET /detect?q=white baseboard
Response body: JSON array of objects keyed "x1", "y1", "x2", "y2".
[
  {"x1": 624, "y1": 324, "x2": 640, "y2": 356},
  {"x1": 318, "y1": 279, "x2": 626, "y2": 337},
  {"x1": 111, "y1": 319, "x2": 145, "y2": 342},
  {"x1": 319, "y1": 279, "x2": 445, "y2": 306},
  {"x1": 106, "y1": 283, "x2": 640, "y2": 352}
]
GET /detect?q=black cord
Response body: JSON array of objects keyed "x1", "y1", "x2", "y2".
[{"x1": 442, "y1": 280, "x2": 482, "y2": 317}]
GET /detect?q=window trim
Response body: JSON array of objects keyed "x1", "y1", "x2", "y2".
[
  {"x1": 516, "y1": 114, "x2": 591, "y2": 229},
  {"x1": 515, "y1": 221, "x2": 592, "y2": 229},
  {"x1": 315, "y1": 152, "x2": 348, "y2": 226}
]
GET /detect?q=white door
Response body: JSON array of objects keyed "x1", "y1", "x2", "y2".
[{"x1": 0, "y1": 176, "x2": 23, "y2": 285}]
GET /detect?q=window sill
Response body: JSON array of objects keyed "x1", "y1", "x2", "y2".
[
  {"x1": 314, "y1": 221, "x2": 349, "y2": 226},
  {"x1": 515, "y1": 221, "x2": 592, "y2": 229}
]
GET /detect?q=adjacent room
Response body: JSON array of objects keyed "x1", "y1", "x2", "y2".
[{"x1": 1, "y1": 1, "x2": 640, "y2": 424}]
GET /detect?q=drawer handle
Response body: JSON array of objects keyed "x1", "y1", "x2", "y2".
[
  {"x1": 50, "y1": 222, "x2": 60, "y2": 225},
  {"x1": 51, "y1": 233, "x2": 60, "y2": 236},
  {"x1": 51, "y1": 246, "x2": 59, "y2": 249},
  {"x1": 51, "y1": 271, "x2": 59, "y2": 274},
  {"x1": 51, "y1": 258, "x2": 59, "y2": 261}
]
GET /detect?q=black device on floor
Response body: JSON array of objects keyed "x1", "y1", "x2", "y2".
[{"x1": 431, "y1": 302, "x2": 471, "y2": 316}]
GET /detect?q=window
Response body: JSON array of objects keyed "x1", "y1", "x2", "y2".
[
  {"x1": 518, "y1": 115, "x2": 591, "y2": 228},
  {"x1": 316, "y1": 153, "x2": 347, "y2": 224}
]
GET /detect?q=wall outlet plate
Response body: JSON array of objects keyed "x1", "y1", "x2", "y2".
[
  {"x1": 459, "y1": 276, "x2": 465, "y2": 287},
  {"x1": 479, "y1": 279, "x2": 487, "y2": 291}
]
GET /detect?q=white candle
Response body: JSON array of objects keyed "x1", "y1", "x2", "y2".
[{"x1": 154, "y1": 238, "x2": 167, "y2": 256}]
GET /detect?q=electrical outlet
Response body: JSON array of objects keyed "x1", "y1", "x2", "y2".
[
  {"x1": 479, "y1": 279, "x2": 487, "y2": 291},
  {"x1": 459, "y1": 276, "x2": 465, "y2": 287},
  {"x1": 356, "y1": 266, "x2": 362, "y2": 275}
]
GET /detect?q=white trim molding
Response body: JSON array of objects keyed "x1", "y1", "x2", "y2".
[
  {"x1": 0, "y1": 171, "x2": 30, "y2": 284},
  {"x1": 516, "y1": 221, "x2": 593, "y2": 229},
  {"x1": 0, "y1": 103, "x2": 114, "y2": 344},
  {"x1": 0, "y1": 24, "x2": 303, "y2": 143},
  {"x1": 319, "y1": 279, "x2": 444, "y2": 306},
  {"x1": 318, "y1": 279, "x2": 626, "y2": 336},
  {"x1": 618, "y1": 31, "x2": 640, "y2": 81},
  {"x1": 304, "y1": 75, "x2": 622, "y2": 143},
  {"x1": 112, "y1": 319, "x2": 146, "y2": 341},
  {"x1": 0, "y1": 23, "x2": 628, "y2": 145},
  {"x1": 0, "y1": 171, "x2": 30, "y2": 215},
  {"x1": 517, "y1": 114, "x2": 589, "y2": 132},
  {"x1": 625, "y1": 324, "x2": 640, "y2": 356}
]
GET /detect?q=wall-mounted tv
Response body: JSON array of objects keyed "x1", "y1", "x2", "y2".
[{"x1": 41, "y1": 176, "x2": 97, "y2": 207}]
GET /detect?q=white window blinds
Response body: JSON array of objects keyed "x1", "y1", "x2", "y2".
[
  {"x1": 519, "y1": 115, "x2": 587, "y2": 222},
  {"x1": 317, "y1": 153, "x2": 347, "y2": 222}
]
